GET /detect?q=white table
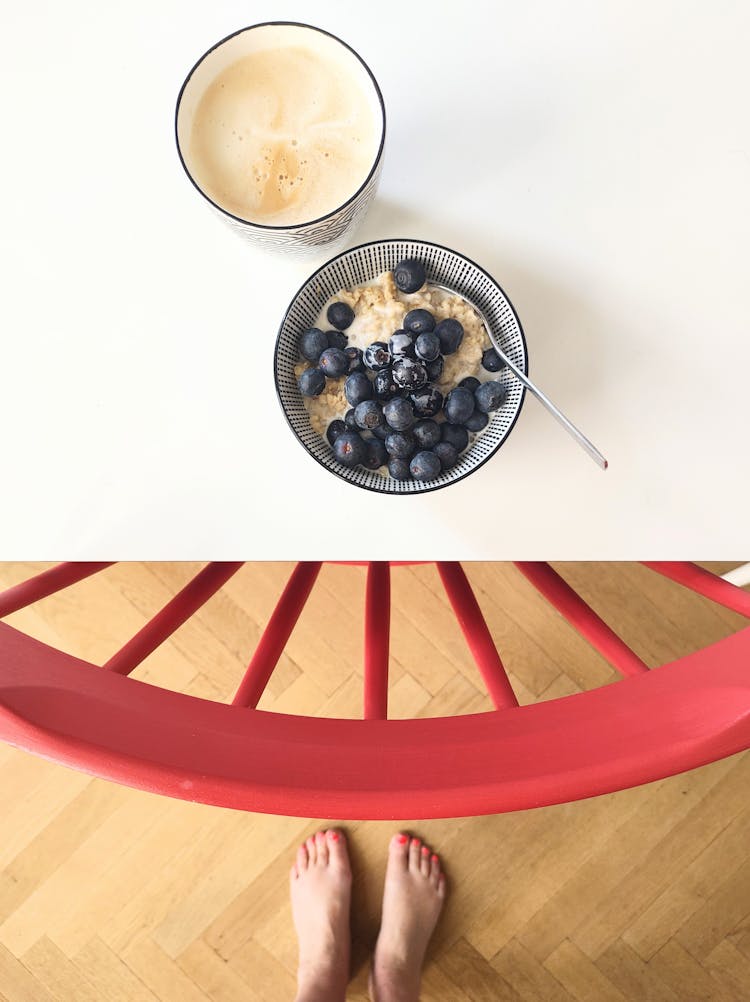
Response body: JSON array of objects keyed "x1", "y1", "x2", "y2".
[{"x1": 1, "y1": 0, "x2": 748, "y2": 559}]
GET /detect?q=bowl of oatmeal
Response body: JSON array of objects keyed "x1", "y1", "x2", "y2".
[{"x1": 273, "y1": 239, "x2": 528, "y2": 493}]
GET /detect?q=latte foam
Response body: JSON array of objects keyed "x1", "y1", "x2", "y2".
[{"x1": 188, "y1": 46, "x2": 379, "y2": 226}]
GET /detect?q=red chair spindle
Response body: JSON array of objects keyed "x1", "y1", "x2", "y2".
[
  {"x1": 0, "y1": 563, "x2": 114, "y2": 618},
  {"x1": 232, "y1": 562, "x2": 322, "y2": 708},
  {"x1": 104, "y1": 562, "x2": 243, "y2": 676},
  {"x1": 643, "y1": 562, "x2": 750, "y2": 617},
  {"x1": 364, "y1": 562, "x2": 390, "y2": 720},
  {"x1": 515, "y1": 562, "x2": 649, "y2": 677},
  {"x1": 437, "y1": 562, "x2": 519, "y2": 709}
]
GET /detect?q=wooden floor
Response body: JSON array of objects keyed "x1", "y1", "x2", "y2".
[{"x1": 0, "y1": 562, "x2": 749, "y2": 1001}]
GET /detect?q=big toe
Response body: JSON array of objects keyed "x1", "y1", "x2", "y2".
[
  {"x1": 326, "y1": 829, "x2": 350, "y2": 872},
  {"x1": 387, "y1": 831, "x2": 411, "y2": 870}
]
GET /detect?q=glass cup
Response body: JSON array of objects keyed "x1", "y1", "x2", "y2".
[{"x1": 175, "y1": 22, "x2": 386, "y2": 254}]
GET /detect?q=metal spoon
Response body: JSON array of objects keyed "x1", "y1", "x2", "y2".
[{"x1": 430, "y1": 282, "x2": 608, "y2": 470}]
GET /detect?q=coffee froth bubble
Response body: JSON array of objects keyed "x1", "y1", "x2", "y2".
[{"x1": 187, "y1": 46, "x2": 378, "y2": 226}]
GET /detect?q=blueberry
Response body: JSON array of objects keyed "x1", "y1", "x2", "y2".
[
  {"x1": 326, "y1": 420, "x2": 347, "y2": 447},
  {"x1": 344, "y1": 408, "x2": 358, "y2": 430},
  {"x1": 433, "y1": 441, "x2": 459, "y2": 470},
  {"x1": 435, "y1": 317, "x2": 464, "y2": 355},
  {"x1": 459, "y1": 376, "x2": 480, "y2": 392},
  {"x1": 383, "y1": 396, "x2": 415, "y2": 431},
  {"x1": 444, "y1": 386, "x2": 475, "y2": 424},
  {"x1": 354, "y1": 399, "x2": 384, "y2": 431},
  {"x1": 393, "y1": 258, "x2": 426, "y2": 294},
  {"x1": 441, "y1": 423, "x2": 469, "y2": 453},
  {"x1": 389, "y1": 330, "x2": 416, "y2": 358},
  {"x1": 372, "y1": 423, "x2": 390, "y2": 441},
  {"x1": 403, "y1": 308, "x2": 435, "y2": 334},
  {"x1": 392, "y1": 356, "x2": 428, "y2": 391},
  {"x1": 482, "y1": 347, "x2": 505, "y2": 372},
  {"x1": 361, "y1": 439, "x2": 387, "y2": 471},
  {"x1": 413, "y1": 419, "x2": 442, "y2": 449},
  {"x1": 465, "y1": 409, "x2": 489, "y2": 432},
  {"x1": 410, "y1": 386, "x2": 443, "y2": 418},
  {"x1": 410, "y1": 450, "x2": 442, "y2": 481},
  {"x1": 319, "y1": 347, "x2": 349, "y2": 378},
  {"x1": 326, "y1": 329, "x2": 348, "y2": 351},
  {"x1": 345, "y1": 346, "x2": 365, "y2": 373},
  {"x1": 475, "y1": 381, "x2": 507, "y2": 413},
  {"x1": 425, "y1": 356, "x2": 444, "y2": 382},
  {"x1": 415, "y1": 331, "x2": 440, "y2": 362},
  {"x1": 388, "y1": 458, "x2": 412, "y2": 481},
  {"x1": 345, "y1": 371, "x2": 373, "y2": 407},
  {"x1": 333, "y1": 431, "x2": 367, "y2": 467},
  {"x1": 385, "y1": 430, "x2": 417, "y2": 460},
  {"x1": 373, "y1": 367, "x2": 399, "y2": 401},
  {"x1": 298, "y1": 367, "x2": 326, "y2": 397},
  {"x1": 299, "y1": 328, "x2": 328, "y2": 362},
  {"x1": 363, "y1": 341, "x2": 391, "y2": 371},
  {"x1": 327, "y1": 301, "x2": 355, "y2": 330}
]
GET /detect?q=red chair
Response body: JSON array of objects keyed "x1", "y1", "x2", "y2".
[{"x1": 1, "y1": 562, "x2": 749, "y2": 820}]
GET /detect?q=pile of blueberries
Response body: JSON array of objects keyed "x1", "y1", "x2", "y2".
[{"x1": 297, "y1": 258, "x2": 507, "y2": 482}]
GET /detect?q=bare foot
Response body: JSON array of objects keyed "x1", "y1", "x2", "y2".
[
  {"x1": 370, "y1": 833, "x2": 446, "y2": 1002},
  {"x1": 290, "y1": 828, "x2": 351, "y2": 1002}
]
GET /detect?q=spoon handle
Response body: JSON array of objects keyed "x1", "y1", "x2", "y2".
[
  {"x1": 493, "y1": 344, "x2": 608, "y2": 470},
  {"x1": 425, "y1": 281, "x2": 608, "y2": 470}
]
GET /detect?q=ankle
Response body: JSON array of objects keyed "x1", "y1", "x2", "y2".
[
  {"x1": 370, "y1": 958, "x2": 421, "y2": 1002},
  {"x1": 296, "y1": 956, "x2": 348, "y2": 1002}
]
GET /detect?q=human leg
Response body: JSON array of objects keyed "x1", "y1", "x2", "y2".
[
  {"x1": 369, "y1": 834, "x2": 445, "y2": 1002},
  {"x1": 290, "y1": 828, "x2": 351, "y2": 1002}
]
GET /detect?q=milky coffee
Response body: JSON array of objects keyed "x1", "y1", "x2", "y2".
[{"x1": 188, "y1": 45, "x2": 379, "y2": 227}]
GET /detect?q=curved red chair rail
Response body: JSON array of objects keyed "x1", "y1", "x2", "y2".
[{"x1": 1, "y1": 619, "x2": 749, "y2": 820}]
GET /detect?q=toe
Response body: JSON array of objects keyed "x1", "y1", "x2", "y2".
[
  {"x1": 326, "y1": 828, "x2": 349, "y2": 869},
  {"x1": 306, "y1": 835, "x2": 317, "y2": 864},
  {"x1": 315, "y1": 829, "x2": 329, "y2": 865},
  {"x1": 430, "y1": 852, "x2": 441, "y2": 885},
  {"x1": 419, "y1": 843, "x2": 431, "y2": 877},
  {"x1": 297, "y1": 843, "x2": 309, "y2": 872},
  {"x1": 409, "y1": 836, "x2": 422, "y2": 873},
  {"x1": 389, "y1": 832, "x2": 410, "y2": 869}
]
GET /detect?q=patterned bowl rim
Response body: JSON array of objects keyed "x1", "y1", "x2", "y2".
[
  {"x1": 273, "y1": 237, "x2": 529, "y2": 495},
  {"x1": 174, "y1": 21, "x2": 387, "y2": 232}
]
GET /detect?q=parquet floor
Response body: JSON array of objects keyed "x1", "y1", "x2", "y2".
[{"x1": 0, "y1": 562, "x2": 749, "y2": 1001}]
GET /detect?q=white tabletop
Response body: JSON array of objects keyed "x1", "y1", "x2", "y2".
[{"x1": 1, "y1": 0, "x2": 748, "y2": 560}]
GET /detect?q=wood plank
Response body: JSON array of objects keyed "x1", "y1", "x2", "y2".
[
  {"x1": 437, "y1": 936, "x2": 522, "y2": 1001},
  {"x1": 543, "y1": 940, "x2": 630, "y2": 1002},
  {"x1": 21, "y1": 937, "x2": 102, "y2": 1002},
  {"x1": 0, "y1": 942, "x2": 58, "y2": 1002},
  {"x1": 492, "y1": 938, "x2": 576, "y2": 1002}
]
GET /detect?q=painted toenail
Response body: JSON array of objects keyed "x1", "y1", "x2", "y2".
[
  {"x1": 412, "y1": 838, "x2": 421, "y2": 847},
  {"x1": 330, "y1": 831, "x2": 339, "y2": 841},
  {"x1": 421, "y1": 845, "x2": 430, "y2": 856},
  {"x1": 431, "y1": 854, "x2": 439, "y2": 862},
  {"x1": 397, "y1": 834, "x2": 408, "y2": 844}
]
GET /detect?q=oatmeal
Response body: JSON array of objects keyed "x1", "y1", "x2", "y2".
[
  {"x1": 293, "y1": 259, "x2": 508, "y2": 482},
  {"x1": 295, "y1": 270, "x2": 491, "y2": 438}
]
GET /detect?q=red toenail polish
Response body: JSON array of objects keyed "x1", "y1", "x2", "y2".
[
  {"x1": 431, "y1": 854, "x2": 439, "y2": 862},
  {"x1": 412, "y1": 838, "x2": 421, "y2": 847},
  {"x1": 397, "y1": 834, "x2": 408, "y2": 844},
  {"x1": 330, "y1": 831, "x2": 339, "y2": 841},
  {"x1": 421, "y1": 845, "x2": 429, "y2": 856}
]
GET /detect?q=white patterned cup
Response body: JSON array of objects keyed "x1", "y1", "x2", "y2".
[{"x1": 175, "y1": 22, "x2": 386, "y2": 255}]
